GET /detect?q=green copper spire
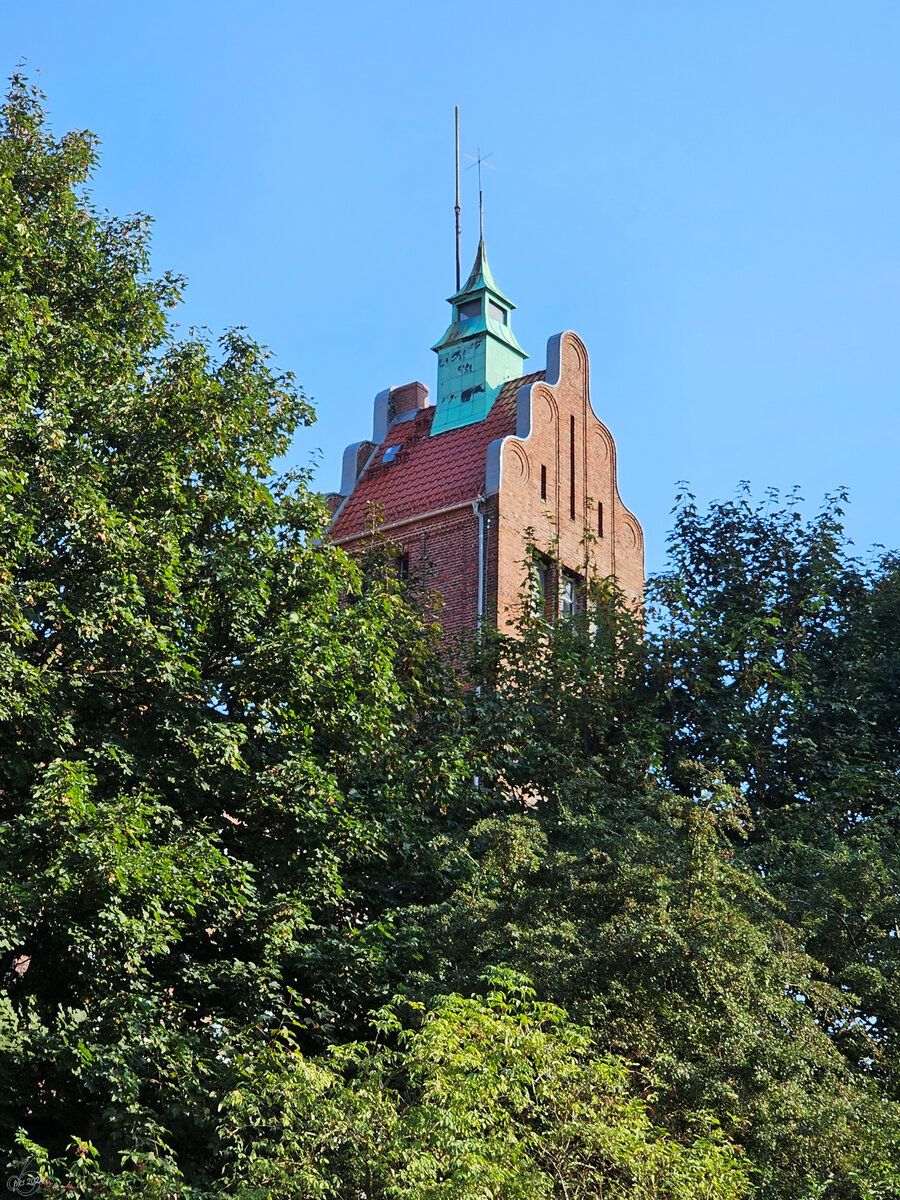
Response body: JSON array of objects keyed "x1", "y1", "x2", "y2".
[{"x1": 431, "y1": 240, "x2": 527, "y2": 435}]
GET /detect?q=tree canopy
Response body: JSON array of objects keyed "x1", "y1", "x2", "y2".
[{"x1": 0, "y1": 75, "x2": 898, "y2": 1199}]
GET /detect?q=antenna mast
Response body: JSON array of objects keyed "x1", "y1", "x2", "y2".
[
  {"x1": 465, "y1": 147, "x2": 493, "y2": 242},
  {"x1": 454, "y1": 106, "x2": 461, "y2": 291},
  {"x1": 478, "y1": 151, "x2": 484, "y2": 241}
]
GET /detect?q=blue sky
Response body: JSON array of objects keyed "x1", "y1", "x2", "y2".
[{"x1": 6, "y1": 1, "x2": 900, "y2": 572}]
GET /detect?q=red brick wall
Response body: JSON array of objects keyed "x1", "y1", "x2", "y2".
[{"x1": 493, "y1": 331, "x2": 644, "y2": 628}]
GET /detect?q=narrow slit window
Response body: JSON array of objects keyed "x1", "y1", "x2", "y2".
[
  {"x1": 540, "y1": 464, "x2": 547, "y2": 501},
  {"x1": 569, "y1": 415, "x2": 576, "y2": 521},
  {"x1": 598, "y1": 501, "x2": 604, "y2": 538}
]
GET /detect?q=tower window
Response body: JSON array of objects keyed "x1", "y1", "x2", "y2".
[
  {"x1": 532, "y1": 556, "x2": 551, "y2": 617},
  {"x1": 488, "y1": 300, "x2": 507, "y2": 324},
  {"x1": 597, "y1": 501, "x2": 604, "y2": 538},
  {"x1": 457, "y1": 299, "x2": 480, "y2": 321},
  {"x1": 561, "y1": 572, "x2": 580, "y2": 618},
  {"x1": 540, "y1": 464, "x2": 547, "y2": 501}
]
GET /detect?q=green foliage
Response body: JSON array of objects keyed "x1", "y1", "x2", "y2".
[
  {"x1": 466, "y1": 558, "x2": 656, "y2": 809},
  {"x1": 0, "y1": 74, "x2": 472, "y2": 1191},
  {"x1": 648, "y1": 485, "x2": 900, "y2": 826},
  {"x1": 648, "y1": 487, "x2": 900, "y2": 1105},
  {"x1": 400, "y1": 508, "x2": 900, "y2": 1199},
  {"x1": 408, "y1": 785, "x2": 900, "y2": 1198},
  {"x1": 217, "y1": 972, "x2": 750, "y2": 1200}
]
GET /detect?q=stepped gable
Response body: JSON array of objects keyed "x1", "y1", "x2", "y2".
[{"x1": 330, "y1": 370, "x2": 545, "y2": 539}]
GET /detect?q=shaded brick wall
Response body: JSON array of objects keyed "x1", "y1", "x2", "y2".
[{"x1": 354, "y1": 504, "x2": 483, "y2": 638}]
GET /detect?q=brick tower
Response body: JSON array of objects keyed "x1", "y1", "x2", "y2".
[{"x1": 326, "y1": 240, "x2": 643, "y2": 635}]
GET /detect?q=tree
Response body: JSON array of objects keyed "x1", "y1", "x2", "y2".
[
  {"x1": 648, "y1": 487, "x2": 900, "y2": 1101},
  {"x1": 398, "y1": 512, "x2": 900, "y2": 1199},
  {"x1": 405, "y1": 787, "x2": 899, "y2": 1198},
  {"x1": 216, "y1": 971, "x2": 750, "y2": 1200},
  {"x1": 647, "y1": 485, "x2": 900, "y2": 829},
  {"x1": 0, "y1": 73, "x2": 471, "y2": 1190}
]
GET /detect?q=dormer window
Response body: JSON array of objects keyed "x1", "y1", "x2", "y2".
[
  {"x1": 382, "y1": 444, "x2": 402, "y2": 463},
  {"x1": 457, "y1": 299, "x2": 481, "y2": 321},
  {"x1": 488, "y1": 300, "x2": 507, "y2": 325}
]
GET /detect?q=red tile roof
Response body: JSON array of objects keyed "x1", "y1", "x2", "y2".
[{"x1": 330, "y1": 371, "x2": 545, "y2": 540}]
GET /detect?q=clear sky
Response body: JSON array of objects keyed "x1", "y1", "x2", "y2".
[{"x1": 6, "y1": 1, "x2": 900, "y2": 572}]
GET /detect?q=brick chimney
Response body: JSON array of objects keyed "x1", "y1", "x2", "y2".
[{"x1": 389, "y1": 381, "x2": 429, "y2": 421}]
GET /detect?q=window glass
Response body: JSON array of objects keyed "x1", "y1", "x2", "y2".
[
  {"x1": 457, "y1": 299, "x2": 481, "y2": 321},
  {"x1": 532, "y1": 558, "x2": 549, "y2": 615},
  {"x1": 488, "y1": 300, "x2": 507, "y2": 324},
  {"x1": 561, "y1": 575, "x2": 577, "y2": 618}
]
